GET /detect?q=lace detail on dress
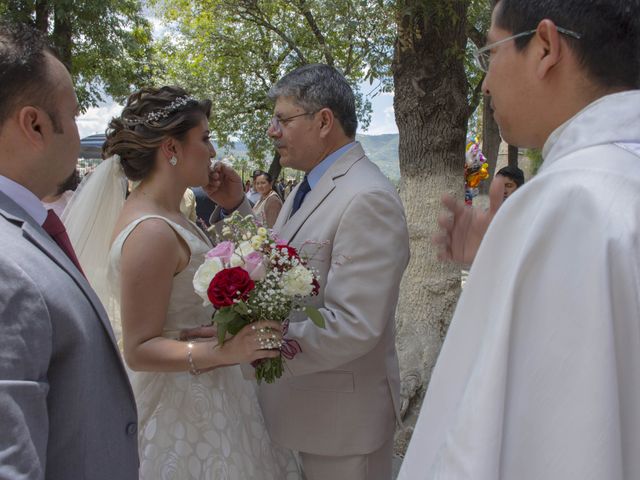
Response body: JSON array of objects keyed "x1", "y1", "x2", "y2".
[{"x1": 109, "y1": 215, "x2": 300, "y2": 479}]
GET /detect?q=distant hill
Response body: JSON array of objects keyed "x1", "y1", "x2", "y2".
[
  {"x1": 356, "y1": 133, "x2": 400, "y2": 181},
  {"x1": 218, "y1": 133, "x2": 401, "y2": 181}
]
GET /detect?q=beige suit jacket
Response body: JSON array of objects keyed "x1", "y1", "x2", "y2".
[{"x1": 258, "y1": 142, "x2": 410, "y2": 456}]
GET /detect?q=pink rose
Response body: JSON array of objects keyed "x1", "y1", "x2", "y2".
[
  {"x1": 206, "y1": 241, "x2": 235, "y2": 264},
  {"x1": 243, "y1": 251, "x2": 267, "y2": 281}
]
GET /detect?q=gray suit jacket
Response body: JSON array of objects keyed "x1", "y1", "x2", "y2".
[
  {"x1": 258, "y1": 143, "x2": 410, "y2": 456},
  {"x1": 0, "y1": 192, "x2": 138, "y2": 479}
]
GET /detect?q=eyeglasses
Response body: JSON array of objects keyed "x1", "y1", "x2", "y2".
[
  {"x1": 269, "y1": 111, "x2": 317, "y2": 133},
  {"x1": 473, "y1": 27, "x2": 582, "y2": 72}
]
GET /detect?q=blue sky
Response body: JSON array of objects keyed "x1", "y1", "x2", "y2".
[{"x1": 76, "y1": 84, "x2": 398, "y2": 139}]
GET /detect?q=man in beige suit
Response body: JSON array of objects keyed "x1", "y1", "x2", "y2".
[{"x1": 259, "y1": 64, "x2": 410, "y2": 480}]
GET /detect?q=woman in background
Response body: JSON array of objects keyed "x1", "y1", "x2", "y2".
[{"x1": 252, "y1": 171, "x2": 282, "y2": 228}]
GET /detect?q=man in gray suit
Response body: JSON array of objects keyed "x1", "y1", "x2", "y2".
[
  {"x1": 0, "y1": 22, "x2": 138, "y2": 479},
  {"x1": 260, "y1": 64, "x2": 410, "y2": 480}
]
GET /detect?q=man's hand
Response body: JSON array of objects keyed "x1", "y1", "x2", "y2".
[
  {"x1": 204, "y1": 162, "x2": 245, "y2": 211},
  {"x1": 432, "y1": 175, "x2": 506, "y2": 265}
]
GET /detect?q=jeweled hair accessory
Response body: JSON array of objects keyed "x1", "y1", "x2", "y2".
[{"x1": 124, "y1": 96, "x2": 197, "y2": 126}]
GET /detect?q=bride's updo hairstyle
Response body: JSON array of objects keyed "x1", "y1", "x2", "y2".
[{"x1": 104, "y1": 86, "x2": 212, "y2": 181}]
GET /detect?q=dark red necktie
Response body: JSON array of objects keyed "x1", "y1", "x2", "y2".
[{"x1": 42, "y1": 209, "x2": 85, "y2": 276}]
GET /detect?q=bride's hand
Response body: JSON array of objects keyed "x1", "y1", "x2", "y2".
[
  {"x1": 219, "y1": 320, "x2": 283, "y2": 364},
  {"x1": 204, "y1": 162, "x2": 245, "y2": 211}
]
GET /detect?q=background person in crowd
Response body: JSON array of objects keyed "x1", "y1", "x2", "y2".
[
  {"x1": 496, "y1": 164, "x2": 525, "y2": 199},
  {"x1": 401, "y1": 1, "x2": 640, "y2": 478},
  {"x1": 179, "y1": 186, "x2": 197, "y2": 221},
  {"x1": 191, "y1": 185, "x2": 217, "y2": 229},
  {"x1": 0, "y1": 21, "x2": 138, "y2": 479},
  {"x1": 42, "y1": 168, "x2": 80, "y2": 216},
  {"x1": 252, "y1": 171, "x2": 283, "y2": 228},
  {"x1": 245, "y1": 168, "x2": 263, "y2": 205}
]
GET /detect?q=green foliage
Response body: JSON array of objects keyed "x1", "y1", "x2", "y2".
[
  {"x1": 0, "y1": 0, "x2": 154, "y2": 110},
  {"x1": 526, "y1": 148, "x2": 544, "y2": 175},
  {"x1": 151, "y1": 0, "x2": 393, "y2": 160}
]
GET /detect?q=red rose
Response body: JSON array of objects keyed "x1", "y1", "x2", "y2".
[
  {"x1": 275, "y1": 244, "x2": 300, "y2": 260},
  {"x1": 207, "y1": 267, "x2": 255, "y2": 308}
]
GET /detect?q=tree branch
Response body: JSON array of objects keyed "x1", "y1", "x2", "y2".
[
  {"x1": 235, "y1": 2, "x2": 308, "y2": 65},
  {"x1": 467, "y1": 24, "x2": 486, "y2": 49},
  {"x1": 294, "y1": 0, "x2": 334, "y2": 66},
  {"x1": 468, "y1": 72, "x2": 486, "y2": 116}
]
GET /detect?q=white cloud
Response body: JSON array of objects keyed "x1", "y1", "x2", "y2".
[
  {"x1": 361, "y1": 92, "x2": 398, "y2": 135},
  {"x1": 77, "y1": 101, "x2": 123, "y2": 139}
]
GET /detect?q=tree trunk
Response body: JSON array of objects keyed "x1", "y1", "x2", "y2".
[
  {"x1": 268, "y1": 151, "x2": 282, "y2": 180},
  {"x1": 34, "y1": 0, "x2": 50, "y2": 33},
  {"x1": 392, "y1": 0, "x2": 470, "y2": 455},
  {"x1": 481, "y1": 94, "x2": 501, "y2": 181},
  {"x1": 508, "y1": 144, "x2": 519, "y2": 167},
  {"x1": 53, "y1": 2, "x2": 73, "y2": 70}
]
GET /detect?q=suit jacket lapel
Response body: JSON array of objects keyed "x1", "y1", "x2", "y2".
[
  {"x1": 276, "y1": 143, "x2": 366, "y2": 243},
  {"x1": 0, "y1": 193, "x2": 120, "y2": 350}
]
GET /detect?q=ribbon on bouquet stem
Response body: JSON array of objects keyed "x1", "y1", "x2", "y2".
[{"x1": 279, "y1": 319, "x2": 302, "y2": 360}]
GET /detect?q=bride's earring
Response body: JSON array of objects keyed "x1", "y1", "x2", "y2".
[{"x1": 169, "y1": 155, "x2": 178, "y2": 166}]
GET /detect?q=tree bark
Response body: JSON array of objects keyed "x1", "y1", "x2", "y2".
[
  {"x1": 53, "y1": 2, "x2": 73, "y2": 70},
  {"x1": 268, "y1": 151, "x2": 282, "y2": 180},
  {"x1": 508, "y1": 144, "x2": 519, "y2": 167},
  {"x1": 34, "y1": 0, "x2": 50, "y2": 33},
  {"x1": 482, "y1": 95, "x2": 501, "y2": 180},
  {"x1": 392, "y1": 0, "x2": 470, "y2": 454}
]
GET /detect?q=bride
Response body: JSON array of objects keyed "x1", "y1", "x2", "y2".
[{"x1": 63, "y1": 86, "x2": 301, "y2": 479}]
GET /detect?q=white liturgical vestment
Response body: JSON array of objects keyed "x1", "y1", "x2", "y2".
[{"x1": 399, "y1": 90, "x2": 640, "y2": 480}]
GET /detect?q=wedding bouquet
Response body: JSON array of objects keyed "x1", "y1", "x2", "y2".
[{"x1": 193, "y1": 211, "x2": 325, "y2": 383}]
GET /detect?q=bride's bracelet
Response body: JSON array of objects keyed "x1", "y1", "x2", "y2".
[{"x1": 186, "y1": 342, "x2": 202, "y2": 376}]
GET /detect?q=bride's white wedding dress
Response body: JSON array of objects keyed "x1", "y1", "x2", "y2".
[{"x1": 109, "y1": 214, "x2": 300, "y2": 480}]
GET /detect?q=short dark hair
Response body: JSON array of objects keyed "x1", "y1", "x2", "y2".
[
  {"x1": 268, "y1": 64, "x2": 358, "y2": 138},
  {"x1": 0, "y1": 20, "x2": 62, "y2": 131},
  {"x1": 495, "y1": 0, "x2": 640, "y2": 89},
  {"x1": 497, "y1": 165, "x2": 525, "y2": 187}
]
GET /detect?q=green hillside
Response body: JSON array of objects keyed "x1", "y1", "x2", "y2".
[{"x1": 219, "y1": 133, "x2": 401, "y2": 181}]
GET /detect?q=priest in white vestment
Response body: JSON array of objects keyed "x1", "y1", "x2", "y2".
[{"x1": 399, "y1": 1, "x2": 640, "y2": 479}]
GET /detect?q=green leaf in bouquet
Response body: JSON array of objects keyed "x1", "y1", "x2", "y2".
[
  {"x1": 214, "y1": 307, "x2": 240, "y2": 344},
  {"x1": 227, "y1": 316, "x2": 249, "y2": 336},
  {"x1": 233, "y1": 301, "x2": 250, "y2": 316},
  {"x1": 305, "y1": 306, "x2": 326, "y2": 329},
  {"x1": 217, "y1": 323, "x2": 227, "y2": 345}
]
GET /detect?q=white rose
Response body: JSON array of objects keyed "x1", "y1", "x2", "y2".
[
  {"x1": 235, "y1": 240, "x2": 255, "y2": 257},
  {"x1": 192, "y1": 257, "x2": 224, "y2": 305},
  {"x1": 229, "y1": 254, "x2": 244, "y2": 267},
  {"x1": 282, "y1": 265, "x2": 314, "y2": 297}
]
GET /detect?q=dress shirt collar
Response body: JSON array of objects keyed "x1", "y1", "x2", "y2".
[
  {"x1": 0, "y1": 175, "x2": 47, "y2": 225},
  {"x1": 306, "y1": 141, "x2": 356, "y2": 189}
]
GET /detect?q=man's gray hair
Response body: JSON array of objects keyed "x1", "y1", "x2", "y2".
[{"x1": 269, "y1": 64, "x2": 358, "y2": 138}]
